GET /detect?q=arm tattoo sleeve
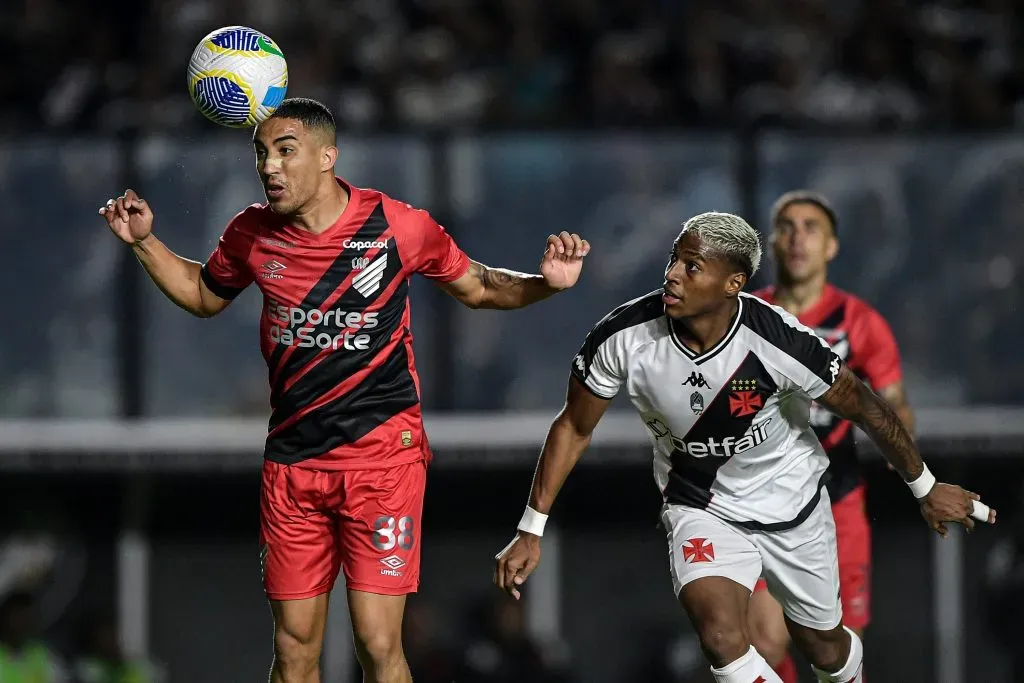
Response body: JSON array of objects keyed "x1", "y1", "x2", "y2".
[
  {"x1": 468, "y1": 261, "x2": 555, "y2": 310},
  {"x1": 817, "y1": 365, "x2": 924, "y2": 481}
]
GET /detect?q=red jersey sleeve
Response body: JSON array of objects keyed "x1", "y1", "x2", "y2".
[
  {"x1": 387, "y1": 200, "x2": 471, "y2": 282},
  {"x1": 200, "y1": 209, "x2": 257, "y2": 300},
  {"x1": 850, "y1": 302, "x2": 903, "y2": 390}
]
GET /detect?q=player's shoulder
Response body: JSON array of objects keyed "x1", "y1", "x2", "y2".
[
  {"x1": 740, "y1": 292, "x2": 822, "y2": 346},
  {"x1": 374, "y1": 190, "x2": 434, "y2": 230},
  {"x1": 831, "y1": 286, "x2": 887, "y2": 323},
  {"x1": 589, "y1": 290, "x2": 665, "y2": 340},
  {"x1": 223, "y1": 203, "x2": 271, "y2": 240}
]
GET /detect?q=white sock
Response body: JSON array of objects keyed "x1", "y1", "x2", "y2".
[
  {"x1": 813, "y1": 626, "x2": 864, "y2": 682},
  {"x1": 710, "y1": 645, "x2": 784, "y2": 683}
]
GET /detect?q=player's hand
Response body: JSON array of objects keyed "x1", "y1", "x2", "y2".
[
  {"x1": 494, "y1": 532, "x2": 541, "y2": 600},
  {"x1": 540, "y1": 231, "x2": 590, "y2": 291},
  {"x1": 920, "y1": 483, "x2": 996, "y2": 537},
  {"x1": 98, "y1": 189, "x2": 154, "y2": 245}
]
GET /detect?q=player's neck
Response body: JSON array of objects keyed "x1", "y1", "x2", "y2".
[
  {"x1": 772, "y1": 273, "x2": 828, "y2": 316},
  {"x1": 672, "y1": 298, "x2": 739, "y2": 354},
  {"x1": 290, "y1": 180, "x2": 350, "y2": 234}
]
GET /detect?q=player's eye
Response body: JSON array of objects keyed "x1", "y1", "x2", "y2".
[
  {"x1": 280, "y1": 147, "x2": 294, "y2": 155},
  {"x1": 686, "y1": 261, "x2": 701, "y2": 273}
]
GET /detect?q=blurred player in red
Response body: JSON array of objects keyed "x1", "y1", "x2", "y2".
[
  {"x1": 97, "y1": 98, "x2": 590, "y2": 683},
  {"x1": 750, "y1": 191, "x2": 916, "y2": 682}
]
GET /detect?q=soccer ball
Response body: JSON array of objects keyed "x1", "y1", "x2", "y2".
[{"x1": 187, "y1": 26, "x2": 288, "y2": 128}]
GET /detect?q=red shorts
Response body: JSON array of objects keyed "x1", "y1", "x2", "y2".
[
  {"x1": 753, "y1": 485, "x2": 871, "y2": 630},
  {"x1": 259, "y1": 458, "x2": 426, "y2": 601}
]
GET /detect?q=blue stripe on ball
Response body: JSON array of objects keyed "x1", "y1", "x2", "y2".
[
  {"x1": 261, "y1": 86, "x2": 287, "y2": 109},
  {"x1": 194, "y1": 77, "x2": 251, "y2": 125}
]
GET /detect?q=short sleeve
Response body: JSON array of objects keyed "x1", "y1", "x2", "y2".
[
  {"x1": 851, "y1": 305, "x2": 902, "y2": 390},
  {"x1": 745, "y1": 299, "x2": 843, "y2": 400},
  {"x1": 391, "y1": 203, "x2": 470, "y2": 282},
  {"x1": 570, "y1": 324, "x2": 626, "y2": 400},
  {"x1": 200, "y1": 211, "x2": 256, "y2": 300}
]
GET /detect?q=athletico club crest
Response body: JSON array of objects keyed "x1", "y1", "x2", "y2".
[
  {"x1": 729, "y1": 379, "x2": 763, "y2": 417},
  {"x1": 682, "y1": 537, "x2": 715, "y2": 563}
]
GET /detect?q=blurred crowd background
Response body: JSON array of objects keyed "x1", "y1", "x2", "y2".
[
  {"x1": 4, "y1": 0, "x2": 1023, "y2": 132},
  {"x1": 1, "y1": 0, "x2": 1023, "y2": 682}
]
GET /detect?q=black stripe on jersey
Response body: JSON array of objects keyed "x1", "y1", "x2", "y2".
[
  {"x1": 267, "y1": 202, "x2": 390, "y2": 388},
  {"x1": 571, "y1": 291, "x2": 663, "y2": 396},
  {"x1": 668, "y1": 296, "x2": 744, "y2": 366},
  {"x1": 663, "y1": 351, "x2": 778, "y2": 510},
  {"x1": 741, "y1": 295, "x2": 837, "y2": 387},
  {"x1": 269, "y1": 272, "x2": 409, "y2": 431},
  {"x1": 816, "y1": 301, "x2": 847, "y2": 332},
  {"x1": 200, "y1": 266, "x2": 246, "y2": 300},
  {"x1": 265, "y1": 342, "x2": 419, "y2": 464},
  {"x1": 733, "y1": 470, "x2": 830, "y2": 532}
]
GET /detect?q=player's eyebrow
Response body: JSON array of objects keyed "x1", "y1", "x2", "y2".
[
  {"x1": 680, "y1": 249, "x2": 706, "y2": 261},
  {"x1": 273, "y1": 135, "x2": 299, "y2": 144}
]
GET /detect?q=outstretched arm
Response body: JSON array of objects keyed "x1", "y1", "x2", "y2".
[
  {"x1": 878, "y1": 381, "x2": 916, "y2": 436},
  {"x1": 439, "y1": 231, "x2": 589, "y2": 309},
  {"x1": 818, "y1": 365, "x2": 922, "y2": 480},
  {"x1": 817, "y1": 365, "x2": 995, "y2": 534},
  {"x1": 494, "y1": 377, "x2": 611, "y2": 598}
]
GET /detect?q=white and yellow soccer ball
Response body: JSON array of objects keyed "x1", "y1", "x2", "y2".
[{"x1": 187, "y1": 26, "x2": 288, "y2": 128}]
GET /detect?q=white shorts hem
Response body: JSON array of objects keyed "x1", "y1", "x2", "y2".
[
  {"x1": 675, "y1": 568, "x2": 758, "y2": 597},
  {"x1": 781, "y1": 607, "x2": 843, "y2": 631}
]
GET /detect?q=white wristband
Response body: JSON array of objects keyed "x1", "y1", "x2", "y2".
[
  {"x1": 517, "y1": 506, "x2": 549, "y2": 537},
  {"x1": 906, "y1": 464, "x2": 936, "y2": 499}
]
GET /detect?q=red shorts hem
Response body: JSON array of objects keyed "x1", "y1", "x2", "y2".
[
  {"x1": 266, "y1": 584, "x2": 334, "y2": 602},
  {"x1": 345, "y1": 581, "x2": 420, "y2": 597}
]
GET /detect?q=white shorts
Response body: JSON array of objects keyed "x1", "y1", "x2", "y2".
[{"x1": 661, "y1": 489, "x2": 842, "y2": 630}]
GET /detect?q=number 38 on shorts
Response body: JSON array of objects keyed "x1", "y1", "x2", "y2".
[{"x1": 372, "y1": 515, "x2": 415, "y2": 551}]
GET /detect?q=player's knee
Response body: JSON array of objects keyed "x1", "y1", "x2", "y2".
[
  {"x1": 791, "y1": 623, "x2": 848, "y2": 671},
  {"x1": 273, "y1": 612, "x2": 323, "y2": 671},
  {"x1": 695, "y1": 612, "x2": 750, "y2": 666},
  {"x1": 353, "y1": 623, "x2": 403, "y2": 669},
  {"x1": 748, "y1": 617, "x2": 789, "y2": 667}
]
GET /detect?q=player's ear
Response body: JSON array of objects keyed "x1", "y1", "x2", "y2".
[
  {"x1": 825, "y1": 234, "x2": 839, "y2": 262},
  {"x1": 321, "y1": 145, "x2": 338, "y2": 173},
  {"x1": 725, "y1": 271, "x2": 746, "y2": 296}
]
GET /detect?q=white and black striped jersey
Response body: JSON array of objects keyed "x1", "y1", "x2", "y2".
[{"x1": 571, "y1": 291, "x2": 844, "y2": 530}]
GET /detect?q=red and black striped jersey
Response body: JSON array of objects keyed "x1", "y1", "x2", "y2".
[
  {"x1": 752, "y1": 285, "x2": 903, "y2": 500},
  {"x1": 200, "y1": 177, "x2": 470, "y2": 470}
]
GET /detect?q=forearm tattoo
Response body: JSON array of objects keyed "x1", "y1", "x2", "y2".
[
  {"x1": 469, "y1": 261, "x2": 551, "y2": 309},
  {"x1": 819, "y1": 366, "x2": 923, "y2": 480}
]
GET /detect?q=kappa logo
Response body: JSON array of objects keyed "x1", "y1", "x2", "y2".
[
  {"x1": 682, "y1": 372, "x2": 709, "y2": 388},
  {"x1": 682, "y1": 537, "x2": 715, "y2": 563},
  {"x1": 829, "y1": 356, "x2": 840, "y2": 383},
  {"x1": 352, "y1": 252, "x2": 388, "y2": 297},
  {"x1": 574, "y1": 354, "x2": 586, "y2": 373},
  {"x1": 260, "y1": 260, "x2": 286, "y2": 280}
]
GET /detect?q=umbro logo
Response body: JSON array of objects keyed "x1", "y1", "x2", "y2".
[
  {"x1": 380, "y1": 554, "x2": 405, "y2": 577},
  {"x1": 260, "y1": 260, "x2": 286, "y2": 280},
  {"x1": 682, "y1": 372, "x2": 709, "y2": 388}
]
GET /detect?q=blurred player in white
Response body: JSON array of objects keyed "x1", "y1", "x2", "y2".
[
  {"x1": 748, "y1": 191, "x2": 916, "y2": 682},
  {"x1": 493, "y1": 212, "x2": 995, "y2": 683}
]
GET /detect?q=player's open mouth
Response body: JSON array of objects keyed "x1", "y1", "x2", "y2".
[
  {"x1": 662, "y1": 289, "x2": 681, "y2": 305},
  {"x1": 265, "y1": 184, "x2": 285, "y2": 199}
]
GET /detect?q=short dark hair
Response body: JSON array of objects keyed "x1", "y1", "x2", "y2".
[
  {"x1": 266, "y1": 97, "x2": 336, "y2": 141},
  {"x1": 771, "y1": 190, "x2": 838, "y2": 235}
]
